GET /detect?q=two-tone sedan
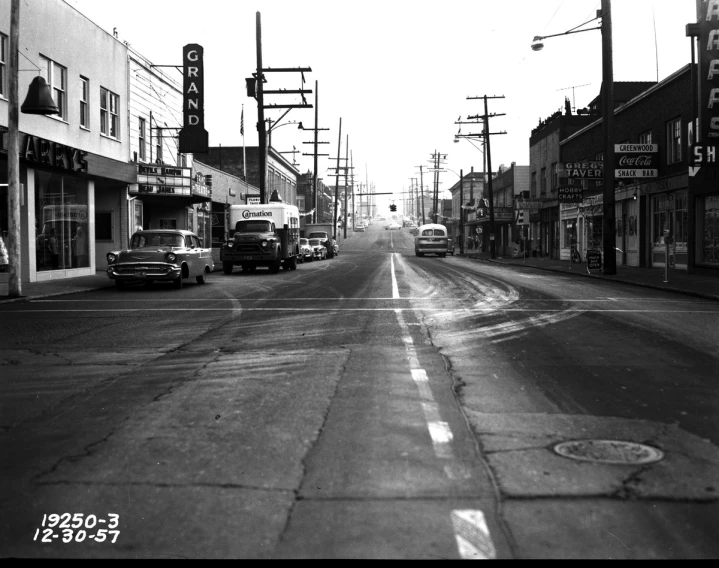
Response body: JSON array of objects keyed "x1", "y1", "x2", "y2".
[
  {"x1": 106, "y1": 229, "x2": 214, "y2": 289},
  {"x1": 298, "y1": 238, "x2": 314, "y2": 263},
  {"x1": 308, "y1": 238, "x2": 327, "y2": 261}
]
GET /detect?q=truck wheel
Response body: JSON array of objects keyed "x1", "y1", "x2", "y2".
[
  {"x1": 287, "y1": 256, "x2": 298, "y2": 270},
  {"x1": 269, "y1": 260, "x2": 281, "y2": 274},
  {"x1": 223, "y1": 262, "x2": 233, "y2": 275},
  {"x1": 115, "y1": 280, "x2": 126, "y2": 290}
]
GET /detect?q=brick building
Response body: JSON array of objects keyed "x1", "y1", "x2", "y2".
[{"x1": 560, "y1": 65, "x2": 695, "y2": 270}]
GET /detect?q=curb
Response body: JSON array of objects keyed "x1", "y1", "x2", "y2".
[{"x1": 470, "y1": 256, "x2": 719, "y2": 302}]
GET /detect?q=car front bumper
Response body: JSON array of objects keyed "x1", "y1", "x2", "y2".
[{"x1": 107, "y1": 263, "x2": 181, "y2": 281}]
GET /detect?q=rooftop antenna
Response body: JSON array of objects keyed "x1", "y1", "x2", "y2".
[{"x1": 557, "y1": 83, "x2": 589, "y2": 112}]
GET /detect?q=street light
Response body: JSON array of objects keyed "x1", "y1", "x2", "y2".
[
  {"x1": 7, "y1": 0, "x2": 60, "y2": 297},
  {"x1": 531, "y1": 0, "x2": 615, "y2": 275}
]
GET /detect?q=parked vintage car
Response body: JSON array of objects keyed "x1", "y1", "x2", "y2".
[
  {"x1": 106, "y1": 229, "x2": 214, "y2": 289},
  {"x1": 308, "y1": 238, "x2": 327, "y2": 260},
  {"x1": 298, "y1": 238, "x2": 313, "y2": 262}
]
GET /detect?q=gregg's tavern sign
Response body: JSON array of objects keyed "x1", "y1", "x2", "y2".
[{"x1": 178, "y1": 44, "x2": 209, "y2": 154}]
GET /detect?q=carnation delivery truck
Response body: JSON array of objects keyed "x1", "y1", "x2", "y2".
[{"x1": 221, "y1": 203, "x2": 300, "y2": 274}]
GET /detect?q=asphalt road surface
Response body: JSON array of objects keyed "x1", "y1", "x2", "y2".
[{"x1": 1, "y1": 222, "x2": 717, "y2": 559}]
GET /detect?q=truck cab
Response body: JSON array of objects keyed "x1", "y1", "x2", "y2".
[{"x1": 221, "y1": 204, "x2": 300, "y2": 274}]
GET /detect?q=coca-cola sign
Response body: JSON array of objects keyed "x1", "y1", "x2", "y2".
[{"x1": 614, "y1": 143, "x2": 658, "y2": 178}]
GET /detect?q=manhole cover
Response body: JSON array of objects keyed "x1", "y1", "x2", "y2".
[{"x1": 553, "y1": 439, "x2": 664, "y2": 465}]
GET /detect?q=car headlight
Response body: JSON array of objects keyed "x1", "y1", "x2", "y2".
[
  {"x1": 262, "y1": 241, "x2": 268, "y2": 248},
  {"x1": 166, "y1": 252, "x2": 177, "y2": 263},
  {"x1": 107, "y1": 253, "x2": 117, "y2": 263},
  {"x1": 226, "y1": 242, "x2": 234, "y2": 249}
]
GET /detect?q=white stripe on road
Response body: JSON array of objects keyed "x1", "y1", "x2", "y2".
[
  {"x1": 391, "y1": 253, "x2": 400, "y2": 299},
  {"x1": 391, "y1": 253, "x2": 496, "y2": 559},
  {"x1": 451, "y1": 510, "x2": 497, "y2": 559}
]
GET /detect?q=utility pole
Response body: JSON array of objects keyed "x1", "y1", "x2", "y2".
[
  {"x1": 459, "y1": 169, "x2": 464, "y2": 254},
  {"x1": 415, "y1": 165, "x2": 426, "y2": 224},
  {"x1": 332, "y1": 118, "x2": 342, "y2": 241},
  {"x1": 466, "y1": 95, "x2": 507, "y2": 259},
  {"x1": 252, "y1": 12, "x2": 312, "y2": 203},
  {"x1": 7, "y1": 0, "x2": 21, "y2": 297},
  {"x1": 601, "y1": 0, "x2": 616, "y2": 275},
  {"x1": 300, "y1": 81, "x2": 330, "y2": 223},
  {"x1": 343, "y1": 134, "x2": 349, "y2": 239}
]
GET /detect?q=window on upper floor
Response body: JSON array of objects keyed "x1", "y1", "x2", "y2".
[
  {"x1": 138, "y1": 117, "x2": 146, "y2": 161},
  {"x1": 0, "y1": 33, "x2": 7, "y2": 99},
  {"x1": 551, "y1": 162, "x2": 558, "y2": 192},
  {"x1": 531, "y1": 172, "x2": 537, "y2": 196},
  {"x1": 39, "y1": 55, "x2": 67, "y2": 120},
  {"x1": 639, "y1": 131, "x2": 652, "y2": 145},
  {"x1": 79, "y1": 77, "x2": 89, "y2": 129},
  {"x1": 100, "y1": 87, "x2": 119, "y2": 139},
  {"x1": 540, "y1": 167, "x2": 547, "y2": 195},
  {"x1": 667, "y1": 117, "x2": 682, "y2": 164}
]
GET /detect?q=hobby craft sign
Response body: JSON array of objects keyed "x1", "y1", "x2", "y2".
[{"x1": 179, "y1": 44, "x2": 209, "y2": 154}]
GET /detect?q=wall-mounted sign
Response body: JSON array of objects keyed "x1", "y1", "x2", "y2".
[
  {"x1": 562, "y1": 162, "x2": 603, "y2": 179},
  {"x1": 699, "y1": 1, "x2": 719, "y2": 143},
  {"x1": 1, "y1": 127, "x2": 88, "y2": 172},
  {"x1": 614, "y1": 143, "x2": 658, "y2": 178},
  {"x1": 179, "y1": 44, "x2": 209, "y2": 154},
  {"x1": 558, "y1": 186, "x2": 584, "y2": 203},
  {"x1": 132, "y1": 164, "x2": 209, "y2": 199}
]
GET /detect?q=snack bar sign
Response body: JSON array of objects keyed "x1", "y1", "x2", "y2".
[{"x1": 614, "y1": 143, "x2": 658, "y2": 178}]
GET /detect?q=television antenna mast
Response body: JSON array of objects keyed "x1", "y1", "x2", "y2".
[{"x1": 557, "y1": 83, "x2": 589, "y2": 112}]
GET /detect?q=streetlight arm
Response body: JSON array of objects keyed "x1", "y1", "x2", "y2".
[
  {"x1": 533, "y1": 26, "x2": 601, "y2": 42},
  {"x1": 533, "y1": 15, "x2": 601, "y2": 42}
]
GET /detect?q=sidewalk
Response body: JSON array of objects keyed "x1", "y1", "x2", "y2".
[
  {"x1": 462, "y1": 252, "x2": 719, "y2": 301},
  {"x1": 1, "y1": 251, "x2": 717, "y2": 303}
]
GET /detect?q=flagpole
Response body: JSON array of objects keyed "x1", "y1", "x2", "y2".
[{"x1": 241, "y1": 105, "x2": 247, "y2": 183}]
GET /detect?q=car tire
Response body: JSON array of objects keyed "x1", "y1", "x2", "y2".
[
  {"x1": 196, "y1": 272, "x2": 206, "y2": 284},
  {"x1": 115, "y1": 280, "x2": 126, "y2": 290},
  {"x1": 223, "y1": 262, "x2": 234, "y2": 275},
  {"x1": 288, "y1": 256, "x2": 298, "y2": 270},
  {"x1": 173, "y1": 274, "x2": 183, "y2": 288}
]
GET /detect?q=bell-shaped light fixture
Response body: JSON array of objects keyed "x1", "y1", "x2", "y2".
[
  {"x1": 21, "y1": 76, "x2": 59, "y2": 115},
  {"x1": 531, "y1": 36, "x2": 545, "y2": 51}
]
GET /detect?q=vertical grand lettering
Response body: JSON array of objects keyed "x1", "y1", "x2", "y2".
[{"x1": 179, "y1": 44, "x2": 208, "y2": 153}]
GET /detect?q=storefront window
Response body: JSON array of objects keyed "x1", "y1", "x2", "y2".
[
  {"x1": 34, "y1": 171, "x2": 89, "y2": 271},
  {"x1": 697, "y1": 194, "x2": 719, "y2": 266},
  {"x1": 652, "y1": 194, "x2": 674, "y2": 247}
]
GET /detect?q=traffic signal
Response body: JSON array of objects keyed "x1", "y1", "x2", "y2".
[{"x1": 390, "y1": 204, "x2": 397, "y2": 212}]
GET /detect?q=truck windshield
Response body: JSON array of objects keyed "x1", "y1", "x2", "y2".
[{"x1": 235, "y1": 220, "x2": 273, "y2": 233}]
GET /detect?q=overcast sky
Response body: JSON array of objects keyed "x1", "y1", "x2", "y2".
[{"x1": 66, "y1": 0, "x2": 697, "y2": 208}]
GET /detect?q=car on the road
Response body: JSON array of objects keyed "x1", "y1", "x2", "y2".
[
  {"x1": 308, "y1": 238, "x2": 327, "y2": 260},
  {"x1": 354, "y1": 222, "x2": 365, "y2": 232},
  {"x1": 298, "y1": 238, "x2": 313, "y2": 262},
  {"x1": 385, "y1": 221, "x2": 402, "y2": 230},
  {"x1": 106, "y1": 229, "x2": 213, "y2": 289}
]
